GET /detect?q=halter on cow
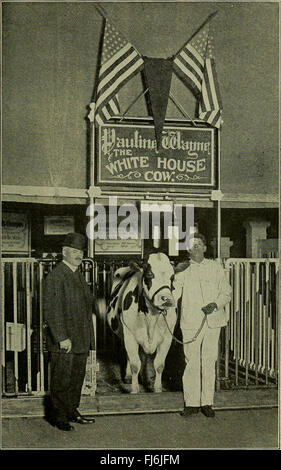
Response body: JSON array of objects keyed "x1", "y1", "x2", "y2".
[{"x1": 107, "y1": 252, "x2": 178, "y2": 394}]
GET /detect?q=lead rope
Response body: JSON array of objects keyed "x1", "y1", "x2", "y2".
[
  {"x1": 161, "y1": 311, "x2": 207, "y2": 345},
  {"x1": 120, "y1": 273, "x2": 208, "y2": 346},
  {"x1": 120, "y1": 297, "x2": 162, "y2": 341},
  {"x1": 162, "y1": 268, "x2": 208, "y2": 345},
  {"x1": 143, "y1": 279, "x2": 207, "y2": 345},
  {"x1": 143, "y1": 286, "x2": 207, "y2": 345}
]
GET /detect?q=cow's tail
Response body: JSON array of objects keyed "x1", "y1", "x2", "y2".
[{"x1": 94, "y1": 297, "x2": 108, "y2": 320}]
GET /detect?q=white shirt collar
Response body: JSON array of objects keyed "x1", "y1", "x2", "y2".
[{"x1": 63, "y1": 260, "x2": 78, "y2": 272}]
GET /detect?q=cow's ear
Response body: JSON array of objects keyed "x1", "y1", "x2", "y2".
[
  {"x1": 143, "y1": 262, "x2": 154, "y2": 280},
  {"x1": 174, "y1": 260, "x2": 190, "y2": 273},
  {"x1": 129, "y1": 260, "x2": 143, "y2": 272}
]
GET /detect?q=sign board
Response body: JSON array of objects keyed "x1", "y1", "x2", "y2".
[
  {"x1": 44, "y1": 216, "x2": 75, "y2": 235},
  {"x1": 96, "y1": 121, "x2": 217, "y2": 188},
  {"x1": 2, "y1": 212, "x2": 29, "y2": 253},
  {"x1": 95, "y1": 238, "x2": 142, "y2": 254}
]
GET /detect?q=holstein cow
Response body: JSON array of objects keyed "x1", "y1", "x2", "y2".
[{"x1": 107, "y1": 252, "x2": 178, "y2": 394}]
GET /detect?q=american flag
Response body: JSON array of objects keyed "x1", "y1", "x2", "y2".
[
  {"x1": 89, "y1": 20, "x2": 144, "y2": 125},
  {"x1": 173, "y1": 23, "x2": 222, "y2": 128}
]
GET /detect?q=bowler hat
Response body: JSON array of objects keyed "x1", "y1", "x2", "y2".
[{"x1": 62, "y1": 233, "x2": 86, "y2": 251}]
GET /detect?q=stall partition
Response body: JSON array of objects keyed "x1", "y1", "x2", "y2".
[{"x1": 1, "y1": 257, "x2": 279, "y2": 396}]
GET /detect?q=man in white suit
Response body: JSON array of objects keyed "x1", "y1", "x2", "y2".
[{"x1": 174, "y1": 233, "x2": 232, "y2": 418}]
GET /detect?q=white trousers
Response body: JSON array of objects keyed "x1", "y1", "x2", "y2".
[{"x1": 181, "y1": 323, "x2": 221, "y2": 407}]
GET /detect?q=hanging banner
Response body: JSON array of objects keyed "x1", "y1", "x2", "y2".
[{"x1": 96, "y1": 121, "x2": 217, "y2": 188}]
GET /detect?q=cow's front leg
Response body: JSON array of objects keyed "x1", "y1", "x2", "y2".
[
  {"x1": 124, "y1": 357, "x2": 132, "y2": 384},
  {"x1": 153, "y1": 336, "x2": 173, "y2": 393},
  {"x1": 123, "y1": 330, "x2": 141, "y2": 394}
]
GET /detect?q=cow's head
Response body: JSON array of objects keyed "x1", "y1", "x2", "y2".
[{"x1": 142, "y1": 252, "x2": 175, "y2": 311}]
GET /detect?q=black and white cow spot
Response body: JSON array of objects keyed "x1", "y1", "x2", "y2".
[{"x1": 123, "y1": 284, "x2": 139, "y2": 311}]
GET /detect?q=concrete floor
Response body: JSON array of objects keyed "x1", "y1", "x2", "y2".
[{"x1": 2, "y1": 407, "x2": 279, "y2": 450}]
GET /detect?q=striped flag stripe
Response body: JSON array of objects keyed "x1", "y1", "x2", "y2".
[
  {"x1": 97, "y1": 48, "x2": 141, "y2": 97},
  {"x1": 99, "y1": 43, "x2": 132, "y2": 75},
  {"x1": 209, "y1": 58, "x2": 223, "y2": 108},
  {"x1": 172, "y1": 22, "x2": 223, "y2": 128},
  {"x1": 199, "y1": 108, "x2": 221, "y2": 128},
  {"x1": 96, "y1": 59, "x2": 140, "y2": 107},
  {"x1": 106, "y1": 96, "x2": 119, "y2": 116},
  {"x1": 95, "y1": 111, "x2": 103, "y2": 126},
  {"x1": 201, "y1": 78, "x2": 212, "y2": 112},
  {"x1": 173, "y1": 57, "x2": 202, "y2": 93},
  {"x1": 96, "y1": 57, "x2": 143, "y2": 110},
  {"x1": 95, "y1": 51, "x2": 142, "y2": 122},
  {"x1": 212, "y1": 112, "x2": 221, "y2": 127},
  {"x1": 205, "y1": 59, "x2": 218, "y2": 109},
  {"x1": 201, "y1": 59, "x2": 222, "y2": 113},
  {"x1": 92, "y1": 19, "x2": 144, "y2": 125},
  {"x1": 109, "y1": 97, "x2": 120, "y2": 115},
  {"x1": 97, "y1": 106, "x2": 111, "y2": 124},
  {"x1": 103, "y1": 106, "x2": 111, "y2": 121},
  {"x1": 99, "y1": 107, "x2": 107, "y2": 122},
  {"x1": 97, "y1": 59, "x2": 143, "y2": 106},
  {"x1": 185, "y1": 43, "x2": 205, "y2": 68},
  {"x1": 178, "y1": 50, "x2": 204, "y2": 82},
  {"x1": 173, "y1": 42, "x2": 206, "y2": 96},
  {"x1": 94, "y1": 97, "x2": 120, "y2": 126},
  {"x1": 208, "y1": 110, "x2": 218, "y2": 124}
]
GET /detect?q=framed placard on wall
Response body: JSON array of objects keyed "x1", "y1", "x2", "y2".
[
  {"x1": 2, "y1": 212, "x2": 30, "y2": 253},
  {"x1": 44, "y1": 216, "x2": 75, "y2": 235},
  {"x1": 96, "y1": 120, "x2": 217, "y2": 189}
]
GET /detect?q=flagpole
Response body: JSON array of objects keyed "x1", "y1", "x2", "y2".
[
  {"x1": 119, "y1": 89, "x2": 149, "y2": 122},
  {"x1": 174, "y1": 11, "x2": 218, "y2": 56},
  {"x1": 94, "y1": 3, "x2": 108, "y2": 20},
  {"x1": 94, "y1": 3, "x2": 143, "y2": 58},
  {"x1": 169, "y1": 93, "x2": 197, "y2": 126}
]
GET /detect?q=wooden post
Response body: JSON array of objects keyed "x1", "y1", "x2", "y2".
[
  {"x1": 26, "y1": 261, "x2": 32, "y2": 393},
  {"x1": 39, "y1": 262, "x2": 45, "y2": 393},
  {"x1": 217, "y1": 126, "x2": 221, "y2": 259},
  {"x1": 217, "y1": 199, "x2": 221, "y2": 259},
  {"x1": 1, "y1": 262, "x2": 6, "y2": 394},
  {"x1": 211, "y1": 129, "x2": 222, "y2": 259},
  {"x1": 88, "y1": 121, "x2": 95, "y2": 259},
  {"x1": 87, "y1": 117, "x2": 102, "y2": 395}
]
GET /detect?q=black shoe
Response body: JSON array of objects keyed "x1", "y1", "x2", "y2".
[
  {"x1": 201, "y1": 405, "x2": 215, "y2": 418},
  {"x1": 55, "y1": 421, "x2": 74, "y2": 432},
  {"x1": 180, "y1": 406, "x2": 200, "y2": 417},
  {"x1": 70, "y1": 410, "x2": 95, "y2": 424}
]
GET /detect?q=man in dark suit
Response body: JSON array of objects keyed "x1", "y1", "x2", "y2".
[{"x1": 43, "y1": 233, "x2": 95, "y2": 431}]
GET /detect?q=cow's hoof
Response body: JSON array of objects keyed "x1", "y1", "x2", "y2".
[
  {"x1": 130, "y1": 389, "x2": 139, "y2": 394},
  {"x1": 154, "y1": 388, "x2": 162, "y2": 393}
]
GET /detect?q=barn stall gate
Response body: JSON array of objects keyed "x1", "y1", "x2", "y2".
[
  {"x1": 1, "y1": 257, "x2": 279, "y2": 398},
  {"x1": 1, "y1": 258, "x2": 96, "y2": 397}
]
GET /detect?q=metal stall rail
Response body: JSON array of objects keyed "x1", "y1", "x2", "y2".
[
  {"x1": 2, "y1": 257, "x2": 279, "y2": 397},
  {"x1": 2, "y1": 258, "x2": 96, "y2": 397},
  {"x1": 218, "y1": 258, "x2": 279, "y2": 389}
]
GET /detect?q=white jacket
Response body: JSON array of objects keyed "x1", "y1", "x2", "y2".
[{"x1": 174, "y1": 258, "x2": 232, "y2": 329}]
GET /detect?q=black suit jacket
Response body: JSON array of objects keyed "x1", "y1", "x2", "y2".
[{"x1": 43, "y1": 262, "x2": 95, "y2": 353}]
